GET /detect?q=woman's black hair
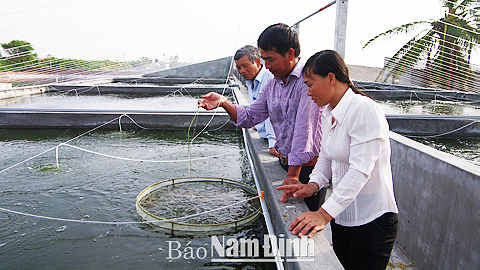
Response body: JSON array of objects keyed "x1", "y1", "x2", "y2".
[{"x1": 303, "y1": 50, "x2": 367, "y2": 96}]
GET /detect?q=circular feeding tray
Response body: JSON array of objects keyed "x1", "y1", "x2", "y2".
[{"x1": 136, "y1": 177, "x2": 261, "y2": 234}]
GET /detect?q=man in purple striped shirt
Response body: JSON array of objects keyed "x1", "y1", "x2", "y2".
[{"x1": 199, "y1": 23, "x2": 326, "y2": 211}]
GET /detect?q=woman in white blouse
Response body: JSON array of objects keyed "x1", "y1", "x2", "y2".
[{"x1": 277, "y1": 50, "x2": 399, "y2": 270}]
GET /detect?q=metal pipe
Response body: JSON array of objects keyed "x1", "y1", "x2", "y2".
[
  {"x1": 292, "y1": 0, "x2": 336, "y2": 26},
  {"x1": 242, "y1": 128, "x2": 285, "y2": 270}
]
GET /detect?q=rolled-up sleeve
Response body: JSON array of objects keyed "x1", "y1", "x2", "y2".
[{"x1": 233, "y1": 89, "x2": 269, "y2": 128}]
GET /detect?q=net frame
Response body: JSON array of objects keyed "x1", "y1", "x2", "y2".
[{"x1": 136, "y1": 177, "x2": 261, "y2": 234}]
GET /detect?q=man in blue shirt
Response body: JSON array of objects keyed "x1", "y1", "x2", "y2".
[{"x1": 234, "y1": 45, "x2": 278, "y2": 156}]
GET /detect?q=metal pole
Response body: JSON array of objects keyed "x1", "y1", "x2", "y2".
[
  {"x1": 292, "y1": 0, "x2": 336, "y2": 35},
  {"x1": 293, "y1": 0, "x2": 336, "y2": 26},
  {"x1": 242, "y1": 128, "x2": 285, "y2": 270},
  {"x1": 334, "y1": 0, "x2": 348, "y2": 59},
  {"x1": 292, "y1": 24, "x2": 300, "y2": 35}
]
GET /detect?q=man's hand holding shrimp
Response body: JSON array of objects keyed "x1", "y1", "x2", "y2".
[
  {"x1": 198, "y1": 92, "x2": 226, "y2": 110},
  {"x1": 198, "y1": 92, "x2": 238, "y2": 122}
]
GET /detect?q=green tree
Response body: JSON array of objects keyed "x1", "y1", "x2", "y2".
[
  {"x1": 0, "y1": 40, "x2": 38, "y2": 70},
  {"x1": 363, "y1": 0, "x2": 479, "y2": 91}
]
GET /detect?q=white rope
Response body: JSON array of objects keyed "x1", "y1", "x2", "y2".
[
  {"x1": 0, "y1": 107, "x2": 252, "y2": 226},
  {"x1": 55, "y1": 143, "x2": 230, "y2": 168},
  {"x1": 60, "y1": 89, "x2": 79, "y2": 96},
  {"x1": 381, "y1": 50, "x2": 479, "y2": 92},
  {"x1": 0, "y1": 0, "x2": 258, "y2": 232},
  {"x1": 207, "y1": 118, "x2": 232, "y2": 132},
  {"x1": 0, "y1": 195, "x2": 260, "y2": 225},
  {"x1": 188, "y1": 57, "x2": 235, "y2": 144},
  {"x1": 2, "y1": 95, "x2": 33, "y2": 107},
  {"x1": 1, "y1": 112, "x2": 231, "y2": 174},
  {"x1": 0, "y1": 146, "x2": 57, "y2": 175},
  {"x1": 405, "y1": 120, "x2": 479, "y2": 138},
  {"x1": 0, "y1": 116, "x2": 121, "y2": 174},
  {"x1": 118, "y1": 113, "x2": 149, "y2": 131},
  {"x1": 0, "y1": 0, "x2": 76, "y2": 17},
  {"x1": 49, "y1": 85, "x2": 100, "y2": 96},
  {"x1": 186, "y1": 57, "x2": 236, "y2": 176}
]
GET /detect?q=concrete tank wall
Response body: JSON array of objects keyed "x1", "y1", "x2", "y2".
[
  {"x1": 144, "y1": 57, "x2": 232, "y2": 79},
  {"x1": 390, "y1": 132, "x2": 479, "y2": 269},
  {"x1": 0, "y1": 85, "x2": 46, "y2": 99},
  {"x1": 386, "y1": 115, "x2": 480, "y2": 138},
  {"x1": 0, "y1": 109, "x2": 236, "y2": 130}
]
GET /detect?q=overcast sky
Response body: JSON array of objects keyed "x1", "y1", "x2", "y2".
[{"x1": 1, "y1": 0, "x2": 475, "y2": 67}]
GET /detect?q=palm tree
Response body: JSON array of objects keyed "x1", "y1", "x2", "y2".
[{"x1": 363, "y1": 0, "x2": 479, "y2": 92}]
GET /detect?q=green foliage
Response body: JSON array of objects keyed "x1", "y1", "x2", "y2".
[
  {"x1": 363, "y1": 0, "x2": 479, "y2": 91},
  {"x1": 0, "y1": 39, "x2": 155, "y2": 72},
  {"x1": 38, "y1": 56, "x2": 125, "y2": 70},
  {"x1": 0, "y1": 40, "x2": 38, "y2": 70}
]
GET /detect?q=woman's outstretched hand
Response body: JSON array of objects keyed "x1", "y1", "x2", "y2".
[{"x1": 276, "y1": 181, "x2": 316, "y2": 202}]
